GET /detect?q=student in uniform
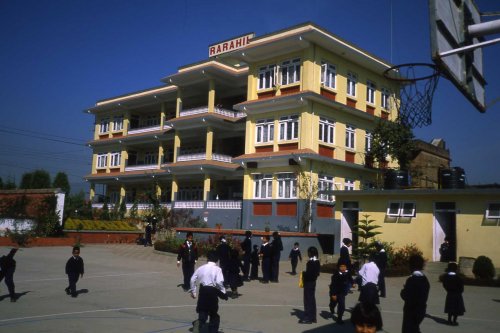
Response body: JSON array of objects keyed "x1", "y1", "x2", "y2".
[
  {"x1": 65, "y1": 246, "x2": 84, "y2": 298},
  {"x1": 329, "y1": 259, "x2": 355, "y2": 324},
  {"x1": 177, "y1": 232, "x2": 198, "y2": 291},
  {"x1": 250, "y1": 244, "x2": 260, "y2": 280},
  {"x1": 240, "y1": 230, "x2": 252, "y2": 281},
  {"x1": 358, "y1": 255, "x2": 380, "y2": 305},
  {"x1": 288, "y1": 242, "x2": 302, "y2": 275},
  {"x1": 259, "y1": 235, "x2": 271, "y2": 283},
  {"x1": 374, "y1": 242, "x2": 388, "y2": 297},
  {"x1": 270, "y1": 231, "x2": 283, "y2": 282},
  {"x1": 400, "y1": 254, "x2": 430, "y2": 333},
  {"x1": 442, "y1": 262, "x2": 465, "y2": 326},
  {"x1": 0, "y1": 248, "x2": 18, "y2": 302},
  {"x1": 189, "y1": 250, "x2": 228, "y2": 333},
  {"x1": 216, "y1": 235, "x2": 231, "y2": 284},
  {"x1": 299, "y1": 246, "x2": 321, "y2": 324},
  {"x1": 227, "y1": 248, "x2": 243, "y2": 298}
]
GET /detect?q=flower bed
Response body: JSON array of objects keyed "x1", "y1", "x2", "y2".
[{"x1": 64, "y1": 218, "x2": 139, "y2": 231}]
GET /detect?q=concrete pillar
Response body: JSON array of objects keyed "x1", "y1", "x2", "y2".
[
  {"x1": 208, "y1": 79, "x2": 215, "y2": 113},
  {"x1": 206, "y1": 126, "x2": 213, "y2": 160},
  {"x1": 203, "y1": 174, "x2": 211, "y2": 201}
]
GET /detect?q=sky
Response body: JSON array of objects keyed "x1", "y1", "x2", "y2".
[{"x1": 0, "y1": 0, "x2": 499, "y2": 195}]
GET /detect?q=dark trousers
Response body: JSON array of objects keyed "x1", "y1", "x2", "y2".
[
  {"x1": 291, "y1": 258, "x2": 298, "y2": 274},
  {"x1": 250, "y1": 263, "x2": 258, "y2": 279},
  {"x1": 67, "y1": 272, "x2": 79, "y2": 295},
  {"x1": 261, "y1": 257, "x2": 271, "y2": 282},
  {"x1": 303, "y1": 281, "x2": 317, "y2": 322},
  {"x1": 402, "y1": 310, "x2": 425, "y2": 333},
  {"x1": 271, "y1": 253, "x2": 280, "y2": 281},
  {"x1": 378, "y1": 270, "x2": 386, "y2": 297},
  {"x1": 182, "y1": 261, "x2": 195, "y2": 289},
  {"x1": 242, "y1": 255, "x2": 251, "y2": 280},
  {"x1": 198, "y1": 309, "x2": 220, "y2": 333},
  {"x1": 2, "y1": 270, "x2": 15, "y2": 298},
  {"x1": 329, "y1": 294, "x2": 346, "y2": 320}
]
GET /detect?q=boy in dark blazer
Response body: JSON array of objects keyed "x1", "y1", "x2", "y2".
[
  {"x1": 329, "y1": 259, "x2": 354, "y2": 324},
  {"x1": 400, "y1": 254, "x2": 430, "y2": 333},
  {"x1": 65, "y1": 246, "x2": 84, "y2": 298},
  {"x1": 177, "y1": 232, "x2": 198, "y2": 291}
]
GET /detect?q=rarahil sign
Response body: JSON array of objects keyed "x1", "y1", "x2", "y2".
[{"x1": 209, "y1": 33, "x2": 254, "y2": 57}]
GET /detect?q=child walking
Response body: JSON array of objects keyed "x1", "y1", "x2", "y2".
[
  {"x1": 288, "y1": 242, "x2": 302, "y2": 275},
  {"x1": 299, "y1": 246, "x2": 320, "y2": 324},
  {"x1": 442, "y1": 262, "x2": 465, "y2": 326},
  {"x1": 65, "y1": 246, "x2": 84, "y2": 298},
  {"x1": 250, "y1": 244, "x2": 259, "y2": 280},
  {"x1": 329, "y1": 259, "x2": 355, "y2": 324}
]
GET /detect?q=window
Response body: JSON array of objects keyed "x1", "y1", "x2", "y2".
[
  {"x1": 254, "y1": 174, "x2": 272, "y2": 199},
  {"x1": 319, "y1": 117, "x2": 335, "y2": 144},
  {"x1": 345, "y1": 125, "x2": 355, "y2": 149},
  {"x1": 321, "y1": 61, "x2": 336, "y2": 89},
  {"x1": 381, "y1": 88, "x2": 390, "y2": 110},
  {"x1": 387, "y1": 201, "x2": 416, "y2": 217},
  {"x1": 256, "y1": 119, "x2": 274, "y2": 143},
  {"x1": 258, "y1": 64, "x2": 276, "y2": 90},
  {"x1": 144, "y1": 115, "x2": 159, "y2": 127},
  {"x1": 486, "y1": 203, "x2": 500, "y2": 218},
  {"x1": 112, "y1": 116, "x2": 123, "y2": 131},
  {"x1": 365, "y1": 131, "x2": 372, "y2": 152},
  {"x1": 144, "y1": 152, "x2": 157, "y2": 165},
  {"x1": 318, "y1": 175, "x2": 334, "y2": 201},
  {"x1": 110, "y1": 152, "x2": 121, "y2": 167},
  {"x1": 278, "y1": 173, "x2": 297, "y2": 198},
  {"x1": 99, "y1": 118, "x2": 109, "y2": 134},
  {"x1": 344, "y1": 179, "x2": 355, "y2": 191},
  {"x1": 279, "y1": 115, "x2": 299, "y2": 141},
  {"x1": 97, "y1": 153, "x2": 107, "y2": 168},
  {"x1": 281, "y1": 58, "x2": 301, "y2": 85},
  {"x1": 366, "y1": 81, "x2": 376, "y2": 104},
  {"x1": 347, "y1": 72, "x2": 357, "y2": 97}
]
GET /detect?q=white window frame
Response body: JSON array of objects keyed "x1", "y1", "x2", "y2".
[
  {"x1": 486, "y1": 203, "x2": 500, "y2": 218},
  {"x1": 256, "y1": 119, "x2": 274, "y2": 144},
  {"x1": 318, "y1": 175, "x2": 334, "y2": 201},
  {"x1": 347, "y1": 72, "x2": 357, "y2": 97},
  {"x1": 366, "y1": 80, "x2": 376, "y2": 105},
  {"x1": 99, "y1": 118, "x2": 109, "y2": 134},
  {"x1": 277, "y1": 173, "x2": 297, "y2": 199},
  {"x1": 387, "y1": 201, "x2": 416, "y2": 217},
  {"x1": 112, "y1": 116, "x2": 124, "y2": 132},
  {"x1": 365, "y1": 131, "x2": 372, "y2": 152},
  {"x1": 319, "y1": 117, "x2": 335, "y2": 144},
  {"x1": 344, "y1": 179, "x2": 355, "y2": 191},
  {"x1": 258, "y1": 64, "x2": 277, "y2": 90},
  {"x1": 254, "y1": 174, "x2": 273, "y2": 199},
  {"x1": 96, "y1": 153, "x2": 107, "y2": 169},
  {"x1": 345, "y1": 124, "x2": 356, "y2": 149},
  {"x1": 279, "y1": 115, "x2": 299, "y2": 141},
  {"x1": 281, "y1": 58, "x2": 301, "y2": 86},
  {"x1": 110, "y1": 152, "x2": 121, "y2": 167},
  {"x1": 320, "y1": 61, "x2": 336, "y2": 89},
  {"x1": 381, "y1": 88, "x2": 391, "y2": 110}
]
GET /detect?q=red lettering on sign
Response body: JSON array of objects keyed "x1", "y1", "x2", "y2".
[{"x1": 209, "y1": 46, "x2": 216, "y2": 56}]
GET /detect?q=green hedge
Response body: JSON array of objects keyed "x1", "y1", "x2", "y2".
[{"x1": 64, "y1": 218, "x2": 139, "y2": 231}]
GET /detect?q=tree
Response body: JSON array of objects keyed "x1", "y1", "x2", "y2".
[
  {"x1": 53, "y1": 172, "x2": 71, "y2": 195},
  {"x1": 3, "y1": 178, "x2": 17, "y2": 189},
  {"x1": 20, "y1": 169, "x2": 52, "y2": 189},
  {"x1": 352, "y1": 214, "x2": 382, "y2": 263},
  {"x1": 0, "y1": 176, "x2": 3, "y2": 189},
  {"x1": 370, "y1": 120, "x2": 415, "y2": 170}
]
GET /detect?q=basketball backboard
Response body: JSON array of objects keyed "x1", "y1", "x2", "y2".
[{"x1": 429, "y1": 0, "x2": 486, "y2": 112}]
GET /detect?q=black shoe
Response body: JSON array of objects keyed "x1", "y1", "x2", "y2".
[
  {"x1": 452, "y1": 322, "x2": 459, "y2": 326},
  {"x1": 10, "y1": 297, "x2": 17, "y2": 302},
  {"x1": 336, "y1": 319, "x2": 344, "y2": 325},
  {"x1": 260, "y1": 280, "x2": 269, "y2": 284},
  {"x1": 65, "y1": 287, "x2": 71, "y2": 295},
  {"x1": 71, "y1": 293, "x2": 78, "y2": 298},
  {"x1": 298, "y1": 319, "x2": 313, "y2": 324}
]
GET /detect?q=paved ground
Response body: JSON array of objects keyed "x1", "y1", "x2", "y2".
[{"x1": 0, "y1": 244, "x2": 499, "y2": 333}]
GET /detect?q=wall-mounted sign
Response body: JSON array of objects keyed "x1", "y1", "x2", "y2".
[{"x1": 209, "y1": 33, "x2": 254, "y2": 57}]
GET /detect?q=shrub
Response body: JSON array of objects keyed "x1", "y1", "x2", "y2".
[
  {"x1": 64, "y1": 218, "x2": 138, "y2": 231},
  {"x1": 154, "y1": 237, "x2": 184, "y2": 253},
  {"x1": 5, "y1": 229, "x2": 32, "y2": 247},
  {"x1": 473, "y1": 255, "x2": 496, "y2": 280},
  {"x1": 386, "y1": 243, "x2": 423, "y2": 276}
]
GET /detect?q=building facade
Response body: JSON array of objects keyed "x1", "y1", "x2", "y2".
[{"x1": 85, "y1": 23, "x2": 400, "y2": 245}]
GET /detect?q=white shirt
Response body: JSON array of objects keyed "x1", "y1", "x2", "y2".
[
  {"x1": 359, "y1": 261, "x2": 380, "y2": 286},
  {"x1": 189, "y1": 261, "x2": 225, "y2": 297}
]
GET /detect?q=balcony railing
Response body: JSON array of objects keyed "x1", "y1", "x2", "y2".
[
  {"x1": 176, "y1": 153, "x2": 232, "y2": 163},
  {"x1": 212, "y1": 153, "x2": 232, "y2": 163},
  {"x1": 125, "y1": 163, "x2": 158, "y2": 172},
  {"x1": 91, "y1": 201, "x2": 241, "y2": 210},
  {"x1": 179, "y1": 106, "x2": 246, "y2": 118}
]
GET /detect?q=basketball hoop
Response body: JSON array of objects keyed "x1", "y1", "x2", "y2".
[{"x1": 383, "y1": 63, "x2": 440, "y2": 128}]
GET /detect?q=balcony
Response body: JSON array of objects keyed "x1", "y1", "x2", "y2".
[
  {"x1": 179, "y1": 106, "x2": 246, "y2": 118},
  {"x1": 176, "y1": 152, "x2": 232, "y2": 163},
  {"x1": 124, "y1": 159, "x2": 159, "y2": 172},
  {"x1": 128, "y1": 123, "x2": 172, "y2": 135}
]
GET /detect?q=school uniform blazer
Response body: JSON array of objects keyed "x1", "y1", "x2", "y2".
[
  {"x1": 65, "y1": 256, "x2": 84, "y2": 275},
  {"x1": 177, "y1": 241, "x2": 198, "y2": 263},
  {"x1": 401, "y1": 272, "x2": 430, "y2": 318},
  {"x1": 329, "y1": 271, "x2": 352, "y2": 296},
  {"x1": 303, "y1": 260, "x2": 320, "y2": 283}
]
